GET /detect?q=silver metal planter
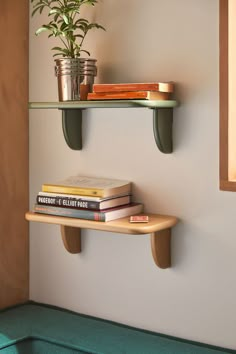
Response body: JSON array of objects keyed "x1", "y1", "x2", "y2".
[{"x1": 54, "y1": 58, "x2": 97, "y2": 101}]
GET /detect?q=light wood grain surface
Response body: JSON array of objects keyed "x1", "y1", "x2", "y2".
[
  {"x1": 220, "y1": 0, "x2": 230, "y2": 189},
  {"x1": 0, "y1": 0, "x2": 29, "y2": 309},
  {"x1": 61, "y1": 225, "x2": 81, "y2": 254},
  {"x1": 25, "y1": 212, "x2": 178, "y2": 235},
  {"x1": 26, "y1": 212, "x2": 177, "y2": 268},
  {"x1": 219, "y1": 0, "x2": 236, "y2": 191}
]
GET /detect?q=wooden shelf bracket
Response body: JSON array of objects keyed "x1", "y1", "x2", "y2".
[
  {"x1": 61, "y1": 225, "x2": 82, "y2": 253},
  {"x1": 152, "y1": 108, "x2": 173, "y2": 154},
  {"x1": 61, "y1": 106, "x2": 174, "y2": 153},
  {"x1": 25, "y1": 212, "x2": 177, "y2": 269},
  {"x1": 61, "y1": 109, "x2": 83, "y2": 150},
  {"x1": 29, "y1": 101, "x2": 177, "y2": 153},
  {"x1": 150, "y1": 228, "x2": 171, "y2": 268},
  {"x1": 59, "y1": 224, "x2": 171, "y2": 268}
]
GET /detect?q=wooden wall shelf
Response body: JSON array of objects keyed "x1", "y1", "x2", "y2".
[
  {"x1": 25, "y1": 212, "x2": 178, "y2": 269},
  {"x1": 29, "y1": 100, "x2": 178, "y2": 153}
]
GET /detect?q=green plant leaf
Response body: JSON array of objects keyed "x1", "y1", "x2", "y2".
[
  {"x1": 32, "y1": 0, "x2": 106, "y2": 58},
  {"x1": 35, "y1": 27, "x2": 49, "y2": 35},
  {"x1": 80, "y1": 49, "x2": 91, "y2": 56},
  {"x1": 52, "y1": 46, "x2": 64, "y2": 51},
  {"x1": 49, "y1": 9, "x2": 60, "y2": 15},
  {"x1": 32, "y1": 5, "x2": 44, "y2": 17},
  {"x1": 62, "y1": 14, "x2": 70, "y2": 24}
]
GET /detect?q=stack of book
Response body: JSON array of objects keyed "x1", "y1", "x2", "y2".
[
  {"x1": 87, "y1": 82, "x2": 174, "y2": 101},
  {"x1": 33, "y1": 175, "x2": 143, "y2": 222}
]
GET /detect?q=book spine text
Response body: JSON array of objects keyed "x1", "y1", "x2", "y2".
[{"x1": 37, "y1": 195, "x2": 100, "y2": 210}]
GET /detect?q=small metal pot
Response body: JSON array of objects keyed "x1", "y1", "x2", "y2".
[{"x1": 54, "y1": 58, "x2": 97, "y2": 101}]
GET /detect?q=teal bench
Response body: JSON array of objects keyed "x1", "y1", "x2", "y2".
[{"x1": 0, "y1": 302, "x2": 235, "y2": 354}]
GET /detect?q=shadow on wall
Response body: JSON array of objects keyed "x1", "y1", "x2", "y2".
[
  {"x1": 93, "y1": 0, "x2": 181, "y2": 83},
  {"x1": 93, "y1": 0, "x2": 137, "y2": 83}
]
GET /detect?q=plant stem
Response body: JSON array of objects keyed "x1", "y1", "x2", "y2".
[
  {"x1": 59, "y1": 36, "x2": 70, "y2": 52},
  {"x1": 79, "y1": 29, "x2": 87, "y2": 49}
]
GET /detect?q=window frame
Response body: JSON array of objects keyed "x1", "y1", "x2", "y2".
[{"x1": 219, "y1": 0, "x2": 236, "y2": 191}]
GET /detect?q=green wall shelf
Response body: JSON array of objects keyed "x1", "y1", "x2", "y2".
[{"x1": 29, "y1": 100, "x2": 178, "y2": 153}]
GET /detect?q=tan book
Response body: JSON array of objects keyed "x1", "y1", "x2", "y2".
[
  {"x1": 42, "y1": 175, "x2": 131, "y2": 198},
  {"x1": 87, "y1": 90, "x2": 170, "y2": 101},
  {"x1": 92, "y1": 82, "x2": 174, "y2": 93}
]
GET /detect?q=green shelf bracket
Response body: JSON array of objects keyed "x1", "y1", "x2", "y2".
[
  {"x1": 60, "y1": 107, "x2": 174, "y2": 153},
  {"x1": 152, "y1": 108, "x2": 173, "y2": 153},
  {"x1": 61, "y1": 109, "x2": 83, "y2": 150},
  {"x1": 30, "y1": 100, "x2": 177, "y2": 152}
]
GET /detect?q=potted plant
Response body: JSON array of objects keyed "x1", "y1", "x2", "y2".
[{"x1": 31, "y1": 0, "x2": 105, "y2": 101}]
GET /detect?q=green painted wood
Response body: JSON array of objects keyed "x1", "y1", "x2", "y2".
[
  {"x1": 153, "y1": 108, "x2": 173, "y2": 153},
  {"x1": 62, "y1": 109, "x2": 82, "y2": 150},
  {"x1": 29, "y1": 100, "x2": 178, "y2": 109},
  {"x1": 29, "y1": 100, "x2": 178, "y2": 152}
]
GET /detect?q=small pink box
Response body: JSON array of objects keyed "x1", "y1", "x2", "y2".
[{"x1": 129, "y1": 215, "x2": 149, "y2": 223}]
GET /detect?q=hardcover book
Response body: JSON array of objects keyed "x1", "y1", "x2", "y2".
[
  {"x1": 87, "y1": 91, "x2": 170, "y2": 101},
  {"x1": 92, "y1": 82, "x2": 174, "y2": 93},
  {"x1": 34, "y1": 202, "x2": 143, "y2": 222},
  {"x1": 37, "y1": 192, "x2": 131, "y2": 210},
  {"x1": 42, "y1": 175, "x2": 131, "y2": 198}
]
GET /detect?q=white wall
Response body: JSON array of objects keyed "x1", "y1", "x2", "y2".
[{"x1": 29, "y1": 0, "x2": 236, "y2": 350}]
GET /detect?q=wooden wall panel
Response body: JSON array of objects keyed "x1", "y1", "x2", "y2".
[{"x1": 0, "y1": 0, "x2": 29, "y2": 308}]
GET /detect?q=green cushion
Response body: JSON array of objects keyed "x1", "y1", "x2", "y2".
[
  {"x1": 0, "y1": 302, "x2": 235, "y2": 354},
  {"x1": 1, "y1": 338, "x2": 86, "y2": 353}
]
